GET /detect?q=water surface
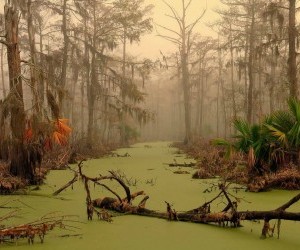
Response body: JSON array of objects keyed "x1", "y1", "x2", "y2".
[{"x1": 1, "y1": 142, "x2": 300, "y2": 250}]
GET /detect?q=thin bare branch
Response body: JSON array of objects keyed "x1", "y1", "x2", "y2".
[
  {"x1": 95, "y1": 182, "x2": 123, "y2": 203},
  {"x1": 186, "y1": 9, "x2": 207, "y2": 32},
  {"x1": 162, "y1": 0, "x2": 183, "y2": 32},
  {"x1": 157, "y1": 34, "x2": 182, "y2": 45},
  {"x1": 184, "y1": 0, "x2": 193, "y2": 11},
  {"x1": 155, "y1": 22, "x2": 181, "y2": 37}
]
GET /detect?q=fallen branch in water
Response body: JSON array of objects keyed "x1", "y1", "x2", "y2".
[
  {"x1": 53, "y1": 171, "x2": 78, "y2": 196},
  {"x1": 92, "y1": 183, "x2": 300, "y2": 239},
  {"x1": 164, "y1": 162, "x2": 196, "y2": 167},
  {"x1": 0, "y1": 213, "x2": 78, "y2": 244},
  {"x1": 55, "y1": 161, "x2": 300, "y2": 239}
]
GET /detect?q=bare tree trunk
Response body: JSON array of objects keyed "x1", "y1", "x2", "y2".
[
  {"x1": 269, "y1": 47, "x2": 276, "y2": 113},
  {"x1": 199, "y1": 71, "x2": 205, "y2": 135},
  {"x1": 229, "y1": 25, "x2": 237, "y2": 121},
  {"x1": 120, "y1": 27, "x2": 127, "y2": 146},
  {"x1": 257, "y1": 52, "x2": 263, "y2": 120},
  {"x1": 194, "y1": 61, "x2": 201, "y2": 136},
  {"x1": 5, "y1": 4, "x2": 25, "y2": 141},
  {"x1": 87, "y1": 53, "x2": 96, "y2": 147},
  {"x1": 182, "y1": 52, "x2": 191, "y2": 144},
  {"x1": 0, "y1": 44, "x2": 6, "y2": 98},
  {"x1": 244, "y1": 34, "x2": 248, "y2": 119},
  {"x1": 87, "y1": 4, "x2": 97, "y2": 147},
  {"x1": 38, "y1": 25, "x2": 45, "y2": 109},
  {"x1": 5, "y1": 4, "x2": 35, "y2": 181},
  {"x1": 27, "y1": 0, "x2": 41, "y2": 116},
  {"x1": 217, "y1": 37, "x2": 227, "y2": 138},
  {"x1": 81, "y1": 77, "x2": 85, "y2": 138},
  {"x1": 288, "y1": 0, "x2": 297, "y2": 98},
  {"x1": 70, "y1": 46, "x2": 79, "y2": 129},
  {"x1": 60, "y1": 0, "x2": 69, "y2": 115},
  {"x1": 217, "y1": 46, "x2": 221, "y2": 137},
  {"x1": 82, "y1": 11, "x2": 89, "y2": 138},
  {"x1": 247, "y1": 3, "x2": 255, "y2": 124}
]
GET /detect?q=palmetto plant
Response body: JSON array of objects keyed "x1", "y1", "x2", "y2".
[
  {"x1": 265, "y1": 98, "x2": 300, "y2": 160},
  {"x1": 214, "y1": 119, "x2": 270, "y2": 172},
  {"x1": 214, "y1": 98, "x2": 300, "y2": 173}
]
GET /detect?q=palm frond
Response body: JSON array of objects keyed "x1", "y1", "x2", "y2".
[
  {"x1": 270, "y1": 111, "x2": 295, "y2": 133},
  {"x1": 288, "y1": 98, "x2": 300, "y2": 122},
  {"x1": 233, "y1": 118, "x2": 251, "y2": 137},
  {"x1": 288, "y1": 123, "x2": 300, "y2": 147},
  {"x1": 265, "y1": 124, "x2": 288, "y2": 146}
]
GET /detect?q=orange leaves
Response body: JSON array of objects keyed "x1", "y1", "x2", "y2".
[
  {"x1": 52, "y1": 131, "x2": 68, "y2": 146},
  {"x1": 51, "y1": 119, "x2": 72, "y2": 146},
  {"x1": 55, "y1": 119, "x2": 72, "y2": 135},
  {"x1": 23, "y1": 117, "x2": 72, "y2": 149}
]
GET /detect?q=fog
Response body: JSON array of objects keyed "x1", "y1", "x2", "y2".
[{"x1": 0, "y1": 0, "x2": 299, "y2": 146}]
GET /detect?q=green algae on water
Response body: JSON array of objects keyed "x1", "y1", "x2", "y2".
[{"x1": 1, "y1": 142, "x2": 300, "y2": 250}]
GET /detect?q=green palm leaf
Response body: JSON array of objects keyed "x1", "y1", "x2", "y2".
[
  {"x1": 288, "y1": 98, "x2": 300, "y2": 122},
  {"x1": 265, "y1": 124, "x2": 288, "y2": 146}
]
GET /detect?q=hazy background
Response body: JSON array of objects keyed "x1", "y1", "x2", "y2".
[
  {"x1": 128, "y1": 0, "x2": 221, "y2": 59},
  {"x1": 0, "y1": 0, "x2": 221, "y2": 59}
]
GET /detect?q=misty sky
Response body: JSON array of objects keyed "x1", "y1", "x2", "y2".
[
  {"x1": 129, "y1": 0, "x2": 222, "y2": 59},
  {"x1": 0, "y1": 0, "x2": 222, "y2": 59}
]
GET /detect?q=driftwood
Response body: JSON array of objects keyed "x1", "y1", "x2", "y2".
[
  {"x1": 56, "y1": 162, "x2": 300, "y2": 238},
  {"x1": 0, "y1": 213, "x2": 74, "y2": 244},
  {"x1": 165, "y1": 162, "x2": 196, "y2": 167}
]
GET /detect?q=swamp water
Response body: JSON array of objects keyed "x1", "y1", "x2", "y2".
[{"x1": 1, "y1": 141, "x2": 300, "y2": 250}]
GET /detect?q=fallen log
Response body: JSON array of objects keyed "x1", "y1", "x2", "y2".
[
  {"x1": 92, "y1": 193, "x2": 300, "y2": 225},
  {"x1": 58, "y1": 162, "x2": 300, "y2": 239},
  {"x1": 92, "y1": 183, "x2": 300, "y2": 238}
]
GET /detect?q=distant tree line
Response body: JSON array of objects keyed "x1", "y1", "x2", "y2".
[{"x1": 150, "y1": 0, "x2": 300, "y2": 143}]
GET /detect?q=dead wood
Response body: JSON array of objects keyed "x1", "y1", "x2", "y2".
[
  {"x1": 53, "y1": 172, "x2": 78, "y2": 196},
  {"x1": 247, "y1": 168, "x2": 300, "y2": 192},
  {"x1": 92, "y1": 188, "x2": 300, "y2": 232},
  {"x1": 165, "y1": 162, "x2": 196, "y2": 167},
  {"x1": 0, "y1": 214, "x2": 74, "y2": 244},
  {"x1": 57, "y1": 161, "x2": 300, "y2": 239},
  {"x1": 192, "y1": 168, "x2": 215, "y2": 179},
  {"x1": 173, "y1": 170, "x2": 190, "y2": 174},
  {"x1": 91, "y1": 180, "x2": 300, "y2": 239}
]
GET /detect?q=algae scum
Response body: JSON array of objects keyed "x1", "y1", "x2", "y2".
[{"x1": 1, "y1": 142, "x2": 300, "y2": 250}]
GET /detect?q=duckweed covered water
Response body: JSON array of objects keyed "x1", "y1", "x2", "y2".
[{"x1": 1, "y1": 142, "x2": 300, "y2": 250}]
